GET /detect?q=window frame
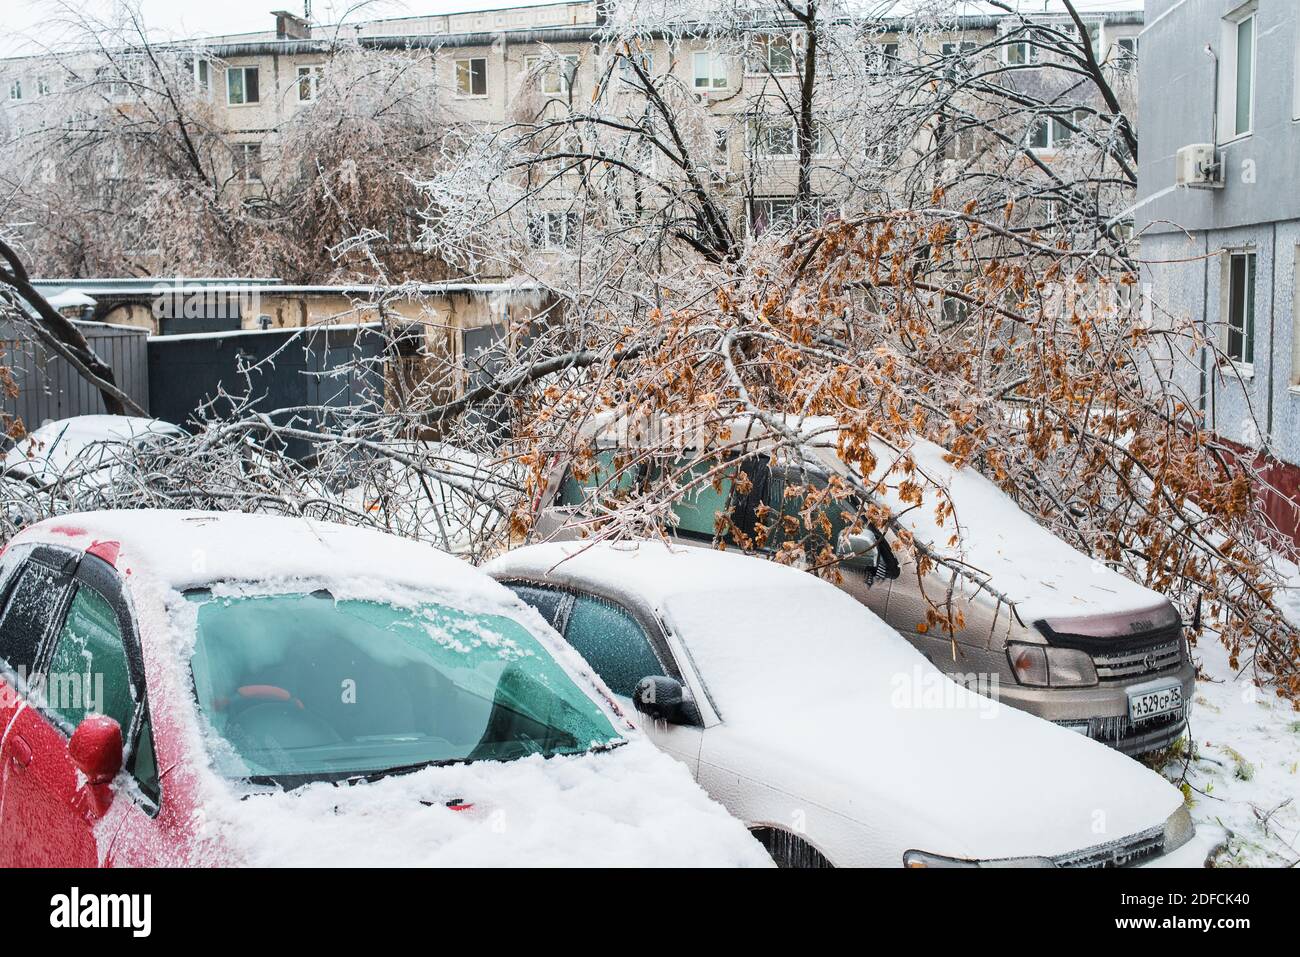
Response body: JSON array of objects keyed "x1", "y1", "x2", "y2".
[
  {"x1": 225, "y1": 64, "x2": 260, "y2": 106},
  {"x1": 1223, "y1": 249, "x2": 1257, "y2": 369},
  {"x1": 692, "y1": 50, "x2": 729, "y2": 91},
  {"x1": 234, "y1": 142, "x2": 263, "y2": 183},
  {"x1": 7, "y1": 78, "x2": 21, "y2": 101},
  {"x1": 454, "y1": 57, "x2": 488, "y2": 98},
  {"x1": 1220, "y1": 3, "x2": 1257, "y2": 142},
  {"x1": 747, "y1": 33, "x2": 797, "y2": 76},
  {"x1": 296, "y1": 64, "x2": 324, "y2": 102},
  {"x1": 523, "y1": 53, "x2": 578, "y2": 96}
]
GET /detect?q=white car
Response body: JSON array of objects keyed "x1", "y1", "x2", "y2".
[
  {"x1": 2, "y1": 415, "x2": 184, "y2": 495},
  {"x1": 487, "y1": 540, "x2": 1223, "y2": 868},
  {"x1": 0, "y1": 511, "x2": 769, "y2": 867}
]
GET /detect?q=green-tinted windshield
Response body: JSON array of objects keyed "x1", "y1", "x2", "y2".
[{"x1": 187, "y1": 592, "x2": 621, "y2": 782}]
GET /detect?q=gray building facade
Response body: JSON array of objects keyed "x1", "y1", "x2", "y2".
[{"x1": 1138, "y1": 0, "x2": 1300, "y2": 541}]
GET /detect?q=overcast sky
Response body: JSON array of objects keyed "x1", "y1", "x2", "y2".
[
  {"x1": 0, "y1": 0, "x2": 570, "y2": 57},
  {"x1": 2, "y1": 0, "x2": 1145, "y2": 58}
]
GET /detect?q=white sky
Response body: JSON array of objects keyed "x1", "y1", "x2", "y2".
[
  {"x1": 1, "y1": 0, "x2": 1145, "y2": 58},
  {"x1": 0, "y1": 0, "x2": 573, "y2": 57}
]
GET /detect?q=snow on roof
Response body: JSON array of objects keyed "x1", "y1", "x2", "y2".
[{"x1": 14, "y1": 510, "x2": 505, "y2": 601}]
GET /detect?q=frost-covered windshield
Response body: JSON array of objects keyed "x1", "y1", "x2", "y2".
[{"x1": 187, "y1": 591, "x2": 622, "y2": 782}]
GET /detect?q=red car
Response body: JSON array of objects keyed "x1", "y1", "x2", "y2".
[{"x1": 0, "y1": 511, "x2": 767, "y2": 867}]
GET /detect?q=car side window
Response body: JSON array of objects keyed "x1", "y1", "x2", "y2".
[
  {"x1": 556, "y1": 450, "x2": 641, "y2": 508},
  {"x1": 505, "y1": 582, "x2": 570, "y2": 632},
  {"x1": 667, "y1": 458, "x2": 735, "y2": 538},
  {"x1": 563, "y1": 595, "x2": 664, "y2": 698},
  {"x1": 44, "y1": 585, "x2": 134, "y2": 733},
  {"x1": 0, "y1": 558, "x2": 69, "y2": 676},
  {"x1": 126, "y1": 703, "x2": 161, "y2": 809}
]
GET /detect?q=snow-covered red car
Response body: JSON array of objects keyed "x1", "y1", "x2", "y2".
[
  {"x1": 0, "y1": 511, "x2": 769, "y2": 867},
  {"x1": 487, "y1": 540, "x2": 1224, "y2": 868}
]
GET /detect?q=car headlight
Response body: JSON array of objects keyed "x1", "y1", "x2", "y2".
[
  {"x1": 1163, "y1": 805, "x2": 1194, "y2": 854},
  {"x1": 1007, "y1": 643, "x2": 1098, "y2": 688},
  {"x1": 903, "y1": 850, "x2": 1054, "y2": 868}
]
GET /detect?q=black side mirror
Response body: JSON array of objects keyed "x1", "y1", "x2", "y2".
[
  {"x1": 836, "y1": 528, "x2": 879, "y2": 570},
  {"x1": 632, "y1": 675, "x2": 700, "y2": 726}
]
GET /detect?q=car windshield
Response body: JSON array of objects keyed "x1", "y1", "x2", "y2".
[{"x1": 187, "y1": 590, "x2": 622, "y2": 783}]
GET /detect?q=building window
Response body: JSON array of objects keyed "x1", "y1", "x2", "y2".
[
  {"x1": 1114, "y1": 37, "x2": 1138, "y2": 73},
  {"x1": 234, "y1": 142, "x2": 263, "y2": 183},
  {"x1": 455, "y1": 57, "x2": 487, "y2": 97},
  {"x1": 714, "y1": 127, "x2": 730, "y2": 167},
  {"x1": 297, "y1": 65, "x2": 324, "y2": 102},
  {"x1": 750, "y1": 115, "x2": 796, "y2": 157},
  {"x1": 869, "y1": 42, "x2": 899, "y2": 75},
  {"x1": 7, "y1": 79, "x2": 21, "y2": 101},
  {"x1": 1026, "y1": 112, "x2": 1079, "y2": 152},
  {"x1": 36, "y1": 76, "x2": 50, "y2": 96},
  {"x1": 226, "y1": 66, "x2": 260, "y2": 105},
  {"x1": 190, "y1": 58, "x2": 210, "y2": 93},
  {"x1": 1225, "y1": 251, "x2": 1256, "y2": 365},
  {"x1": 619, "y1": 48, "x2": 653, "y2": 85},
  {"x1": 1003, "y1": 35, "x2": 1039, "y2": 65},
  {"x1": 750, "y1": 197, "x2": 833, "y2": 236},
  {"x1": 693, "y1": 51, "x2": 728, "y2": 90},
  {"x1": 528, "y1": 210, "x2": 578, "y2": 249},
  {"x1": 1221, "y1": 5, "x2": 1256, "y2": 139},
  {"x1": 524, "y1": 54, "x2": 578, "y2": 95},
  {"x1": 749, "y1": 34, "x2": 796, "y2": 75}
]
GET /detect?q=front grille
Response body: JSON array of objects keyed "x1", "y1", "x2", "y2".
[
  {"x1": 1092, "y1": 636, "x2": 1184, "y2": 682},
  {"x1": 1052, "y1": 825, "x2": 1166, "y2": 868}
]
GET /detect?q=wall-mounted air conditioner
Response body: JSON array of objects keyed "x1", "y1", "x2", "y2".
[{"x1": 1175, "y1": 143, "x2": 1224, "y2": 189}]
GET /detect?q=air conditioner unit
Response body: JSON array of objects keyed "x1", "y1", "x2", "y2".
[{"x1": 1175, "y1": 143, "x2": 1224, "y2": 189}]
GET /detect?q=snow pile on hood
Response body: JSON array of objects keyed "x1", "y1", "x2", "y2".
[
  {"x1": 204, "y1": 743, "x2": 771, "y2": 867},
  {"x1": 853, "y1": 433, "x2": 1170, "y2": 624}
]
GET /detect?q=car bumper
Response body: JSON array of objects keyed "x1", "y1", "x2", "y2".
[
  {"x1": 994, "y1": 662, "x2": 1195, "y2": 756},
  {"x1": 1140, "y1": 824, "x2": 1228, "y2": 868}
]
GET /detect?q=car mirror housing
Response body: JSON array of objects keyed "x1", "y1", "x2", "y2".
[
  {"x1": 836, "y1": 528, "x2": 879, "y2": 570},
  {"x1": 69, "y1": 715, "x2": 123, "y2": 820},
  {"x1": 632, "y1": 675, "x2": 700, "y2": 726}
]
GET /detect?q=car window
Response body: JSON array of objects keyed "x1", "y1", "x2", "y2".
[
  {"x1": 666, "y1": 457, "x2": 736, "y2": 538},
  {"x1": 0, "y1": 559, "x2": 70, "y2": 676},
  {"x1": 504, "y1": 582, "x2": 570, "y2": 632},
  {"x1": 126, "y1": 703, "x2": 161, "y2": 808},
  {"x1": 45, "y1": 585, "x2": 135, "y2": 733},
  {"x1": 556, "y1": 449, "x2": 641, "y2": 507},
  {"x1": 563, "y1": 594, "x2": 663, "y2": 698}
]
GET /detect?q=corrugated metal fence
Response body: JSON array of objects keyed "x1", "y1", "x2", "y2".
[{"x1": 0, "y1": 320, "x2": 150, "y2": 428}]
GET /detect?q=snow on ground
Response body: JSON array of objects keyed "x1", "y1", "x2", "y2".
[{"x1": 1156, "y1": 581, "x2": 1300, "y2": 868}]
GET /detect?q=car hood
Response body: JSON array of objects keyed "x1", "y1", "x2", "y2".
[{"x1": 202, "y1": 742, "x2": 772, "y2": 867}]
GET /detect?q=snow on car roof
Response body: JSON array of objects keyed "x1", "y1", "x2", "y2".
[
  {"x1": 13, "y1": 509, "x2": 504, "y2": 600},
  {"x1": 488, "y1": 538, "x2": 860, "y2": 609}
]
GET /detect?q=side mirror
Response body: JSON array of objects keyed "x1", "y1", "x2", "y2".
[
  {"x1": 632, "y1": 676, "x2": 700, "y2": 726},
  {"x1": 836, "y1": 528, "x2": 879, "y2": 570},
  {"x1": 70, "y1": 714, "x2": 123, "y2": 787}
]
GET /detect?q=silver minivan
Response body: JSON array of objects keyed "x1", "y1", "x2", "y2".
[{"x1": 531, "y1": 414, "x2": 1195, "y2": 756}]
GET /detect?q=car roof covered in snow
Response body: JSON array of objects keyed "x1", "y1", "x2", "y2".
[
  {"x1": 486, "y1": 538, "x2": 856, "y2": 610},
  {"x1": 12, "y1": 509, "x2": 500, "y2": 600}
]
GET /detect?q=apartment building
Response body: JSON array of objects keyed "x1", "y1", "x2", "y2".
[
  {"x1": 1, "y1": 2, "x2": 1144, "y2": 234},
  {"x1": 1137, "y1": 0, "x2": 1300, "y2": 546}
]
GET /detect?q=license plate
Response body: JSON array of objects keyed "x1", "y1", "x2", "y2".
[{"x1": 1128, "y1": 680, "x2": 1183, "y2": 723}]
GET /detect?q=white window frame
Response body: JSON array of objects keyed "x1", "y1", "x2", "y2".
[
  {"x1": 692, "y1": 51, "x2": 728, "y2": 91},
  {"x1": 747, "y1": 34, "x2": 797, "y2": 76},
  {"x1": 225, "y1": 65, "x2": 260, "y2": 106},
  {"x1": 524, "y1": 54, "x2": 578, "y2": 96},
  {"x1": 35, "y1": 75, "x2": 50, "y2": 97},
  {"x1": 296, "y1": 64, "x2": 324, "y2": 102},
  {"x1": 1113, "y1": 36, "x2": 1138, "y2": 72},
  {"x1": 455, "y1": 57, "x2": 488, "y2": 98},
  {"x1": 6, "y1": 78, "x2": 20, "y2": 101},
  {"x1": 1002, "y1": 34, "x2": 1040, "y2": 66},
  {"x1": 1222, "y1": 249, "x2": 1257, "y2": 370},
  {"x1": 1026, "y1": 111, "x2": 1080, "y2": 153},
  {"x1": 749, "y1": 115, "x2": 797, "y2": 158},
  {"x1": 1219, "y1": 3, "x2": 1257, "y2": 142},
  {"x1": 234, "y1": 142, "x2": 263, "y2": 183},
  {"x1": 869, "y1": 41, "x2": 900, "y2": 75},
  {"x1": 529, "y1": 210, "x2": 578, "y2": 249},
  {"x1": 191, "y1": 57, "x2": 210, "y2": 94}
]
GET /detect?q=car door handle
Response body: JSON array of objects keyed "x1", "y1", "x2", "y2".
[{"x1": 10, "y1": 735, "x2": 31, "y2": 769}]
